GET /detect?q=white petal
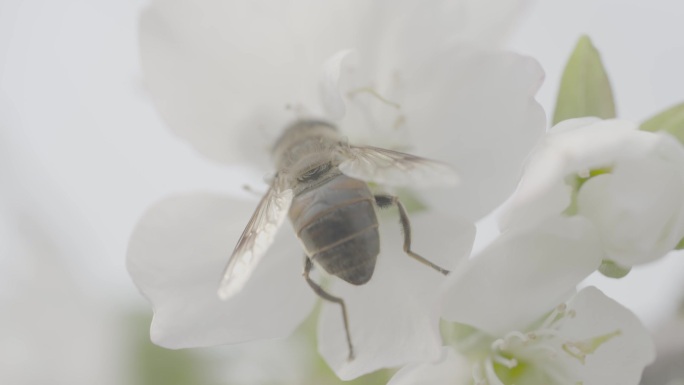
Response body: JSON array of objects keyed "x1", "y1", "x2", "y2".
[
  {"x1": 140, "y1": 0, "x2": 464, "y2": 165},
  {"x1": 327, "y1": 3, "x2": 541, "y2": 149},
  {"x1": 317, "y1": 212, "x2": 475, "y2": 380},
  {"x1": 498, "y1": 118, "x2": 601, "y2": 231},
  {"x1": 404, "y1": 47, "x2": 546, "y2": 221},
  {"x1": 501, "y1": 119, "x2": 654, "y2": 231},
  {"x1": 319, "y1": 50, "x2": 355, "y2": 121},
  {"x1": 346, "y1": 0, "x2": 533, "y2": 79},
  {"x1": 562, "y1": 287, "x2": 656, "y2": 385},
  {"x1": 548, "y1": 116, "x2": 602, "y2": 134},
  {"x1": 140, "y1": 0, "x2": 535, "y2": 169},
  {"x1": 447, "y1": 0, "x2": 534, "y2": 47},
  {"x1": 502, "y1": 119, "x2": 684, "y2": 265},
  {"x1": 577, "y1": 134, "x2": 684, "y2": 266},
  {"x1": 387, "y1": 347, "x2": 471, "y2": 385},
  {"x1": 442, "y1": 216, "x2": 603, "y2": 336},
  {"x1": 127, "y1": 192, "x2": 316, "y2": 348},
  {"x1": 139, "y1": 0, "x2": 318, "y2": 167}
]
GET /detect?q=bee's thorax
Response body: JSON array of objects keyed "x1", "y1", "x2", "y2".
[{"x1": 272, "y1": 120, "x2": 343, "y2": 171}]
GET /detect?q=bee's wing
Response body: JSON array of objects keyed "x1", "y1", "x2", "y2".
[
  {"x1": 337, "y1": 145, "x2": 459, "y2": 187},
  {"x1": 218, "y1": 178, "x2": 293, "y2": 300}
]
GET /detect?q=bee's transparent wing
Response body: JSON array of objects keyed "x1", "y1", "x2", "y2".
[
  {"x1": 337, "y1": 145, "x2": 459, "y2": 187},
  {"x1": 218, "y1": 179, "x2": 293, "y2": 300}
]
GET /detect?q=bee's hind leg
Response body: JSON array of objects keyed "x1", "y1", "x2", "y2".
[
  {"x1": 374, "y1": 194, "x2": 450, "y2": 275},
  {"x1": 302, "y1": 257, "x2": 355, "y2": 361}
]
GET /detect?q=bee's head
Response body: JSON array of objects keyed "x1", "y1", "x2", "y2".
[{"x1": 272, "y1": 120, "x2": 337, "y2": 151}]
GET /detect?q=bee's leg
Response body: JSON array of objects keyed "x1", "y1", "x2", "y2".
[
  {"x1": 302, "y1": 257, "x2": 355, "y2": 361},
  {"x1": 374, "y1": 194, "x2": 450, "y2": 275}
]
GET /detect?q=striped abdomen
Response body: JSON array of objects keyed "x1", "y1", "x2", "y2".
[{"x1": 289, "y1": 175, "x2": 379, "y2": 285}]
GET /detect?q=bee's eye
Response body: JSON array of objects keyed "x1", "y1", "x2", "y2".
[{"x1": 298, "y1": 163, "x2": 332, "y2": 182}]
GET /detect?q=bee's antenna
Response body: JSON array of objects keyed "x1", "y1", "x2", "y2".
[{"x1": 242, "y1": 184, "x2": 265, "y2": 197}]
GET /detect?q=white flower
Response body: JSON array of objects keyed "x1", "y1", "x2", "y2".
[
  {"x1": 139, "y1": 0, "x2": 545, "y2": 222},
  {"x1": 129, "y1": 193, "x2": 475, "y2": 379},
  {"x1": 128, "y1": 0, "x2": 545, "y2": 379},
  {"x1": 390, "y1": 287, "x2": 656, "y2": 385},
  {"x1": 442, "y1": 217, "x2": 604, "y2": 335},
  {"x1": 501, "y1": 118, "x2": 684, "y2": 268},
  {"x1": 388, "y1": 218, "x2": 655, "y2": 385}
]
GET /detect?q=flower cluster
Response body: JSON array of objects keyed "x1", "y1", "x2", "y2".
[
  {"x1": 501, "y1": 118, "x2": 684, "y2": 271},
  {"x1": 127, "y1": 1, "x2": 682, "y2": 384}
]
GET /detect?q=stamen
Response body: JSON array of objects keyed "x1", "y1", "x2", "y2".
[
  {"x1": 504, "y1": 330, "x2": 528, "y2": 342},
  {"x1": 484, "y1": 357, "x2": 505, "y2": 385},
  {"x1": 347, "y1": 87, "x2": 402, "y2": 110},
  {"x1": 562, "y1": 343, "x2": 587, "y2": 364},
  {"x1": 530, "y1": 328, "x2": 561, "y2": 339},
  {"x1": 492, "y1": 354, "x2": 518, "y2": 369},
  {"x1": 493, "y1": 330, "x2": 529, "y2": 352},
  {"x1": 540, "y1": 304, "x2": 568, "y2": 330},
  {"x1": 491, "y1": 338, "x2": 506, "y2": 351},
  {"x1": 472, "y1": 362, "x2": 486, "y2": 384},
  {"x1": 562, "y1": 329, "x2": 622, "y2": 363},
  {"x1": 577, "y1": 169, "x2": 591, "y2": 178},
  {"x1": 500, "y1": 327, "x2": 563, "y2": 362},
  {"x1": 525, "y1": 343, "x2": 559, "y2": 359}
]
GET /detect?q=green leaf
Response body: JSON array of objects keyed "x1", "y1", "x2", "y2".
[
  {"x1": 675, "y1": 236, "x2": 684, "y2": 250},
  {"x1": 553, "y1": 35, "x2": 616, "y2": 125},
  {"x1": 396, "y1": 188, "x2": 428, "y2": 213},
  {"x1": 640, "y1": 102, "x2": 684, "y2": 145},
  {"x1": 127, "y1": 312, "x2": 211, "y2": 385}
]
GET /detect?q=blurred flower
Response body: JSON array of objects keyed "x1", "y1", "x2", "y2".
[
  {"x1": 501, "y1": 118, "x2": 684, "y2": 270},
  {"x1": 129, "y1": 0, "x2": 545, "y2": 379}
]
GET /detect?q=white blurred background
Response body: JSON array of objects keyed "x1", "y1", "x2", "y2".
[{"x1": 1, "y1": 0, "x2": 683, "y2": 384}]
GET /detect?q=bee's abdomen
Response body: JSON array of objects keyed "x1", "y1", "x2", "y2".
[
  {"x1": 314, "y1": 228, "x2": 378, "y2": 285},
  {"x1": 291, "y1": 179, "x2": 380, "y2": 285},
  {"x1": 304, "y1": 201, "x2": 379, "y2": 285}
]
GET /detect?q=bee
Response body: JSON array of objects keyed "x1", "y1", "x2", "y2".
[{"x1": 218, "y1": 120, "x2": 457, "y2": 360}]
